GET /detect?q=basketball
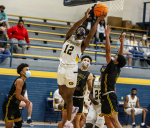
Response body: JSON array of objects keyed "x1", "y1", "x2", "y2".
[{"x1": 94, "y1": 3, "x2": 108, "y2": 17}]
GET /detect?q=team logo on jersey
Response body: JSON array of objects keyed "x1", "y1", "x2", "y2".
[
  {"x1": 10, "y1": 115, "x2": 14, "y2": 120},
  {"x1": 69, "y1": 82, "x2": 74, "y2": 85}
]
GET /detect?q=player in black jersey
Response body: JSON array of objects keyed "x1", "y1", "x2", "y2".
[
  {"x1": 100, "y1": 25, "x2": 126, "y2": 128},
  {"x1": 57, "y1": 55, "x2": 93, "y2": 128},
  {"x1": 2, "y1": 63, "x2": 31, "y2": 128}
]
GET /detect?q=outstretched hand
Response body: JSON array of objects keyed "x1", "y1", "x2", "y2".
[
  {"x1": 119, "y1": 33, "x2": 125, "y2": 43},
  {"x1": 96, "y1": 12, "x2": 107, "y2": 22},
  {"x1": 105, "y1": 25, "x2": 111, "y2": 36},
  {"x1": 84, "y1": 8, "x2": 91, "y2": 19}
]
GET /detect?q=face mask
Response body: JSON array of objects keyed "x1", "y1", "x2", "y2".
[
  {"x1": 143, "y1": 37, "x2": 147, "y2": 40},
  {"x1": 25, "y1": 71, "x2": 31, "y2": 78},
  {"x1": 0, "y1": 31, "x2": 3, "y2": 34},
  {"x1": 101, "y1": 21, "x2": 104, "y2": 24},
  {"x1": 111, "y1": 57, "x2": 115, "y2": 60},
  {"x1": 81, "y1": 61, "x2": 89, "y2": 68},
  {"x1": 131, "y1": 93, "x2": 136, "y2": 96},
  {"x1": 1, "y1": 10, "x2": 3, "y2": 13},
  {"x1": 76, "y1": 29, "x2": 85, "y2": 36},
  {"x1": 130, "y1": 36, "x2": 134, "y2": 39}
]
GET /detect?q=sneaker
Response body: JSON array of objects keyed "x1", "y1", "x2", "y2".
[
  {"x1": 71, "y1": 106, "x2": 79, "y2": 121},
  {"x1": 140, "y1": 125, "x2": 148, "y2": 128},
  {"x1": 132, "y1": 124, "x2": 136, "y2": 128},
  {"x1": 27, "y1": 119, "x2": 34, "y2": 125},
  {"x1": 64, "y1": 122, "x2": 73, "y2": 128}
]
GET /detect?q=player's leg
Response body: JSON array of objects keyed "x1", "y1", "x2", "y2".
[
  {"x1": 5, "y1": 121, "x2": 13, "y2": 128},
  {"x1": 73, "y1": 115, "x2": 81, "y2": 128},
  {"x1": 109, "y1": 113, "x2": 122, "y2": 128},
  {"x1": 14, "y1": 107, "x2": 22, "y2": 128},
  {"x1": 95, "y1": 117, "x2": 105, "y2": 128},
  {"x1": 104, "y1": 116, "x2": 114, "y2": 128},
  {"x1": 80, "y1": 113, "x2": 86, "y2": 128},
  {"x1": 131, "y1": 108, "x2": 135, "y2": 124},
  {"x1": 57, "y1": 110, "x2": 67, "y2": 128},
  {"x1": 26, "y1": 101, "x2": 33, "y2": 124}
]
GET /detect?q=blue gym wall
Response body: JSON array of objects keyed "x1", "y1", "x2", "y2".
[{"x1": 0, "y1": 74, "x2": 150, "y2": 125}]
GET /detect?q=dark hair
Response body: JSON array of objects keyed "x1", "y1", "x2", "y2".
[
  {"x1": 81, "y1": 55, "x2": 92, "y2": 64},
  {"x1": 18, "y1": 20, "x2": 24, "y2": 24},
  {"x1": 132, "y1": 88, "x2": 137, "y2": 91},
  {"x1": 17, "y1": 63, "x2": 29, "y2": 74},
  {"x1": 117, "y1": 54, "x2": 126, "y2": 68},
  {"x1": 77, "y1": 25, "x2": 87, "y2": 35},
  {"x1": 93, "y1": 75, "x2": 95, "y2": 78},
  {"x1": 0, "y1": 5, "x2": 5, "y2": 9},
  {"x1": 99, "y1": 19, "x2": 106, "y2": 28}
]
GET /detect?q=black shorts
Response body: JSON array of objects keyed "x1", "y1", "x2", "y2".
[
  {"x1": 2, "y1": 102, "x2": 21, "y2": 122},
  {"x1": 101, "y1": 92, "x2": 118, "y2": 117},
  {"x1": 63, "y1": 97, "x2": 84, "y2": 115}
]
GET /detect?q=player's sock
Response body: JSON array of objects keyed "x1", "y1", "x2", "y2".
[
  {"x1": 65, "y1": 120, "x2": 73, "y2": 128},
  {"x1": 27, "y1": 117, "x2": 31, "y2": 120},
  {"x1": 141, "y1": 123, "x2": 145, "y2": 126},
  {"x1": 132, "y1": 122, "x2": 135, "y2": 125}
]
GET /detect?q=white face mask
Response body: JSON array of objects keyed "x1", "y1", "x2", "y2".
[
  {"x1": 111, "y1": 57, "x2": 115, "y2": 60},
  {"x1": 81, "y1": 61, "x2": 89, "y2": 67}
]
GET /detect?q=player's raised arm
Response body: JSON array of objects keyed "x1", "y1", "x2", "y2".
[
  {"x1": 118, "y1": 34, "x2": 125, "y2": 55},
  {"x1": 81, "y1": 13, "x2": 107, "y2": 52},
  {"x1": 87, "y1": 73, "x2": 93, "y2": 92},
  {"x1": 105, "y1": 25, "x2": 111, "y2": 63},
  {"x1": 65, "y1": 8, "x2": 90, "y2": 42}
]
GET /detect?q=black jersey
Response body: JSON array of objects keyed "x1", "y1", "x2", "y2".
[
  {"x1": 101, "y1": 60, "x2": 120, "y2": 95},
  {"x1": 74, "y1": 68, "x2": 90, "y2": 97},
  {"x1": 4, "y1": 77, "x2": 26, "y2": 107}
]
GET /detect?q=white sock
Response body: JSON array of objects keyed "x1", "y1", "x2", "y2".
[
  {"x1": 141, "y1": 123, "x2": 145, "y2": 126},
  {"x1": 132, "y1": 122, "x2": 135, "y2": 125},
  {"x1": 67, "y1": 120, "x2": 71, "y2": 124},
  {"x1": 28, "y1": 117, "x2": 31, "y2": 120}
]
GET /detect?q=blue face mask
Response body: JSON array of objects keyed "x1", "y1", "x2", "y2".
[
  {"x1": 111, "y1": 57, "x2": 115, "y2": 60},
  {"x1": 25, "y1": 71, "x2": 31, "y2": 78},
  {"x1": 76, "y1": 29, "x2": 85, "y2": 36},
  {"x1": 143, "y1": 37, "x2": 147, "y2": 40}
]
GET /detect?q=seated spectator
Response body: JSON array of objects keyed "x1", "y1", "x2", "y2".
[
  {"x1": 7, "y1": 20, "x2": 30, "y2": 54},
  {"x1": 97, "y1": 19, "x2": 112, "y2": 44},
  {"x1": 53, "y1": 89, "x2": 64, "y2": 110},
  {"x1": 124, "y1": 88, "x2": 148, "y2": 128},
  {"x1": 117, "y1": 32, "x2": 133, "y2": 68},
  {"x1": 0, "y1": 27, "x2": 10, "y2": 63},
  {"x1": 19, "y1": 90, "x2": 34, "y2": 125},
  {"x1": 138, "y1": 34, "x2": 150, "y2": 60},
  {"x1": 0, "y1": 5, "x2": 10, "y2": 29},
  {"x1": 127, "y1": 33, "x2": 143, "y2": 60}
]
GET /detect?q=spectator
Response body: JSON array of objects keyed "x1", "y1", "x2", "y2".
[
  {"x1": 97, "y1": 19, "x2": 112, "y2": 44},
  {"x1": 19, "y1": 90, "x2": 34, "y2": 125},
  {"x1": 53, "y1": 89, "x2": 64, "y2": 110},
  {"x1": 117, "y1": 32, "x2": 133, "y2": 68},
  {"x1": 0, "y1": 5, "x2": 10, "y2": 29},
  {"x1": 7, "y1": 20, "x2": 30, "y2": 54},
  {"x1": 0, "y1": 27, "x2": 10, "y2": 63},
  {"x1": 138, "y1": 34, "x2": 150, "y2": 59},
  {"x1": 124, "y1": 88, "x2": 148, "y2": 128},
  {"x1": 127, "y1": 33, "x2": 143, "y2": 60}
]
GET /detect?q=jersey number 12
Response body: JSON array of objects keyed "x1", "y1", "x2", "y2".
[{"x1": 64, "y1": 44, "x2": 74, "y2": 55}]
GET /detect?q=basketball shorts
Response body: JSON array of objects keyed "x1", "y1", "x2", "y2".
[
  {"x1": 101, "y1": 93, "x2": 118, "y2": 116},
  {"x1": 3, "y1": 102, "x2": 21, "y2": 122},
  {"x1": 53, "y1": 103, "x2": 60, "y2": 109},
  {"x1": 63, "y1": 97, "x2": 84, "y2": 115},
  {"x1": 83, "y1": 105, "x2": 89, "y2": 114},
  {"x1": 57, "y1": 63, "x2": 78, "y2": 88},
  {"x1": 124, "y1": 108, "x2": 143, "y2": 115}
]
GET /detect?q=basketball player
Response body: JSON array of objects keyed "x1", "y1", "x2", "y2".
[
  {"x1": 100, "y1": 25, "x2": 126, "y2": 128},
  {"x1": 2, "y1": 63, "x2": 31, "y2": 128},
  {"x1": 86, "y1": 65, "x2": 106, "y2": 128},
  {"x1": 57, "y1": 7, "x2": 107, "y2": 126},
  {"x1": 57, "y1": 55, "x2": 93, "y2": 128},
  {"x1": 124, "y1": 88, "x2": 148, "y2": 128}
]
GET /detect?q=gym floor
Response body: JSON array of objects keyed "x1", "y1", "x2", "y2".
[{"x1": 0, "y1": 121, "x2": 150, "y2": 128}]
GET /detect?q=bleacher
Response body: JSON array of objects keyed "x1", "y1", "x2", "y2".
[{"x1": 1, "y1": 14, "x2": 150, "y2": 75}]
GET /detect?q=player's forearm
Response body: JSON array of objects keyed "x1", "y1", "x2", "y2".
[
  {"x1": 118, "y1": 40, "x2": 124, "y2": 55},
  {"x1": 105, "y1": 34, "x2": 111, "y2": 53},
  {"x1": 89, "y1": 93, "x2": 94, "y2": 101},
  {"x1": 16, "y1": 94, "x2": 28, "y2": 103}
]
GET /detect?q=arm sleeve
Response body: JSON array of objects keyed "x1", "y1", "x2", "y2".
[
  {"x1": 25, "y1": 30, "x2": 30, "y2": 44},
  {"x1": 2, "y1": 12, "x2": 8, "y2": 22},
  {"x1": 138, "y1": 41, "x2": 144, "y2": 53},
  {"x1": 24, "y1": 90, "x2": 28, "y2": 97},
  {"x1": 7, "y1": 27, "x2": 13, "y2": 39}
]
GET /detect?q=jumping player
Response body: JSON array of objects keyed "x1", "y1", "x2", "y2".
[
  {"x1": 2, "y1": 63, "x2": 31, "y2": 128},
  {"x1": 100, "y1": 25, "x2": 126, "y2": 128},
  {"x1": 57, "y1": 7, "x2": 107, "y2": 126},
  {"x1": 86, "y1": 65, "x2": 106, "y2": 128}
]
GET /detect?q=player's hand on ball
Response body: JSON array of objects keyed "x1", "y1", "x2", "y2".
[
  {"x1": 97, "y1": 12, "x2": 107, "y2": 22},
  {"x1": 84, "y1": 8, "x2": 90, "y2": 19},
  {"x1": 105, "y1": 25, "x2": 111, "y2": 36},
  {"x1": 119, "y1": 33, "x2": 125, "y2": 43}
]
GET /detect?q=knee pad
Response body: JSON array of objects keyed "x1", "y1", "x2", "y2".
[{"x1": 14, "y1": 120, "x2": 22, "y2": 128}]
